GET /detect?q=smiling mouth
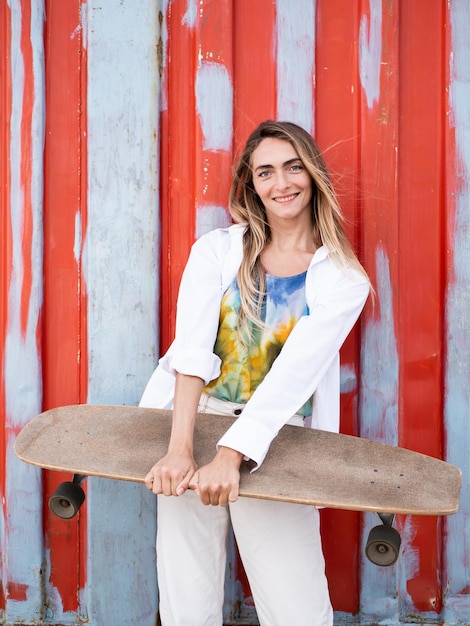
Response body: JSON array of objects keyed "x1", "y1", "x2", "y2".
[{"x1": 274, "y1": 193, "x2": 299, "y2": 203}]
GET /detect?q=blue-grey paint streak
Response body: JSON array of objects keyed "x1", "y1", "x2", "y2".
[
  {"x1": 73, "y1": 210, "x2": 82, "y2": 263},
  {"x1": 340, "y1": 364, "x2": 357, "y2": 395},
  {"x1": 196, "y1": 205, "x2": 231, "y2": 239},
  {"x1": 276, "y1": 0, "x2": 315, "y2": 134},
  {"x1": 359, "y1": 246, "x2": 400, "y2": 621},
  {"x1": 83, "y1": 1, "x2": 160, "y2": 623},
  {"x1": 359, "y1": 247, "x2": 398, "y2": 447},
  {"x1": 196, "y1": 61, "x2": 233, "y2": 152},
  {"x1": 359, "y1": 0, "x2": 382, "y2": 109},
  {"x1": 2, "y1": 2, "x2": 45, "y2": 623},
  {"x1": 182, "y1": 0, "x2": 197, "y2": 28},
  {"x1": 195, "y1": 59, "x2": 233, "y2": 238},
  {"x1": 443, "y1": 1, "x2": 470, "y2": 622}
]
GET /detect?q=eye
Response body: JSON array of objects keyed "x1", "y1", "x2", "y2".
[
  {"x1": 257, "y1": 170, "x2": 271, "y2": 178},
  {"x1": 289, "y1": 163, "x2": 304, "y2": 172}
]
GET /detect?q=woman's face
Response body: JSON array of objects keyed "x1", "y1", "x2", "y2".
[{"x1": 251, "y1": 137, "x2": 313, "y2": 227}]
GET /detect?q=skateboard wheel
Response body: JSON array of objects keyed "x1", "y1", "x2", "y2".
[
  {"x1": 365, "y1": 524, "x2": 401, "y2": 567},
  {"x1": 49, "y1": 481, "x2": 86, "y2": 519}
]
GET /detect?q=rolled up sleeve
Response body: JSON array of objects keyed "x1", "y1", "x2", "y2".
[
  {"x1": 165, "y1": 230, "x2": 228, "y2": 384},
  {"x1": 164, "y1": 348, "x2": 221, "y2": 384}
]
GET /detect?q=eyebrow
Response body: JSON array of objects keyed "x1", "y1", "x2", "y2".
[{"x1": 253, "y1": 157, "x2": 302, "y2": 172}]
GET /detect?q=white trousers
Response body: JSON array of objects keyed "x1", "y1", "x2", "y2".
[{"x1": 156, "y1": 396, "x2": 333, "y2": 626}]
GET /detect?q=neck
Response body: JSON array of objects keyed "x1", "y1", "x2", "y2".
[
  {"x1": 268, "y1": 225, "x2": 316, "y2": 254},
  {"x1": 261, "y1": 228, "x2": 317, "y2": 277}
]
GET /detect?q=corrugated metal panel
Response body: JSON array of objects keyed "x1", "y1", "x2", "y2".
[{"x1": 1, "y1": 0, "x2": 470, "y2": 624}]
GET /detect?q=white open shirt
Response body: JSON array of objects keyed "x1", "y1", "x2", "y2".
[{"x1": 140, "y1": 224, "x2": 370, "y2": 469}]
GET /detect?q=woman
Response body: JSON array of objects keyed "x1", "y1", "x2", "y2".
[{"x1": 141, "y1": 121, "x2": 370, "y2": 625}]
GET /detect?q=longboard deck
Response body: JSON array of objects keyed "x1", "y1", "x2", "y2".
[{"x1": 14, "y1": 404, "x2": 461, "y2": 515}]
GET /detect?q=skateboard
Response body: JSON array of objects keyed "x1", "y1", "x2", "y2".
[{"x1": 14, "y1": 404, "x2": 461, "y2": 567}]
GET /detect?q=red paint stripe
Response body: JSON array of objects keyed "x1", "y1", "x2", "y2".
[
  {"x1": 198, "y1": 0, "x2": 233, "y2": 66},
  {"x1": 159, "y1": 0, "x2": 198, "y2": 354},
  {"x1": 42, "y1": 0, "x2": 88, "y2": 612},
  {"x1": 444, "y1": 0, "x2": 457, "y2": 287},
  {"x1": 398, "y1": 1, "x2": 446, "y2": 613},
  {"x1": 5, "y1": 582, "x2": 28, "y2": 602},
  {"x1": 0, "y1": 0, "x2": 12, "y2": 523},
  {"x1": 233, "y1": 0, "x2": 277, "y2": 154},
  {"x1": 315, "y1": 0, "x2": 364, "y2": 613},
  {"x1": 18, "y1": 1, "x2": 35, "y2": 341}
]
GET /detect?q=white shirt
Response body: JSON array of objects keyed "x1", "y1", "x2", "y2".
[{"x1": 140, "y1": 224, "x2": 370, "y2": 468}]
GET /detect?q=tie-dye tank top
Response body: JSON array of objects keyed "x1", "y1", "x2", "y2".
[{"x1": 204, "y1": 271, "x2": 313, "y2": 417}]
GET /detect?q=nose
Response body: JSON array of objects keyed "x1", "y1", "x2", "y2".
[{"x1": 273, "y1": 170, "x2": 291, "y2": 190}]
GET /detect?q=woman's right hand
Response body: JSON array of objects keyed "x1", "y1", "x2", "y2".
[
  {"x1": 144, "y1": 450, "x2": 197, "y2": 496},
  {"x1": 144, "y1": 373, "x2": 203, "y2": 496}
]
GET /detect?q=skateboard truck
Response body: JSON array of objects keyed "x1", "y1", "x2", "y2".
[
  {"x1": 365, "y1": 513, "x2": 401, "y2": 566},
  {"x1": 49, "y1": 475, "x2": 86, "y2": 519}
]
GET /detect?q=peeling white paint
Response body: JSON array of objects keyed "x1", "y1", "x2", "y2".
[
  {"x1": 360, "y1": 246, "x2": 398, "y2": 446},
  {"x1": 340, "y1": 364, "x2": 357, "y2": 395},
  {"x1": 196, "y1": 61, "x2": 233, "y2": 152},
  {"x1": 196, "y1": 204, "x2": 231, "y2": 239},
  {"x1": 73, "y1": 210, "x2": 82, "y2": 263},
  {"x1": 85, "y1": 0, "x2": 160, "y2": 406},
  {"x1": 4, "y1": 445, "x2": 43, "y2": 622},
  {"x1": 359, "y1": 0, "x2": 382, "y2": 109},
  {"x1": 182, "y1": 0, "x2": 197, "y2": 28},
  {"x1": 443, "y1": 1, "x2": 470, "y2": 621},
  {"x1": 276, "y1": 0, "x2": 315, "y2": 133},
  {"x1": 79, "y1": 2, "x2": 88, "y2": 50},
  {"x1": 82, "y1": 1, "x2": 159, "y2": 622},
  {"x1": 400, "y1": 517, "x2": 420, "y2": 583},
  {"x1": 359, "y1": 246, "x2": 399, "y2": 621}
]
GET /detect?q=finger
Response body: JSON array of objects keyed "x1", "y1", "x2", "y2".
[
  {"x1": 206, "y1": 487, "x2": 225, "y2": 507},
  {"x1": 188, "y1": 470, "x2": 199, "y2": 490},
  {"x1": 145, "y1": 470, "x2": 163, "y2": 494},
  {"x1": 228, "y1": 485, "x2": 239, "y2": 503},
  {"x1": 144, "y1": 471, "x2": 154, "y2": 491},
  {"x1": 177, "y1": 469, "x2": 197, "y2": 496},
  {"x1": 214, "y1": 484, "x2": 235, "y2": 507},
  {"x1": 160, "y1": 473, "x2": 178, "y2": 496},
  {"x1": 216, "y1": 492, "x2": 229, "y2": 507},
  {"x1": 196, "y1": 483, "x2": 212, "y2": 506}
]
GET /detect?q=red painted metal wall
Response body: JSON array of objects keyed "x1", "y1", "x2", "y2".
[{"x1": 2, "y1": 1, "x2": 470, "y2": 624}]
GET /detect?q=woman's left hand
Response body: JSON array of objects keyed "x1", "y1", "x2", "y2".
[{"x1": 189, "y1": 446, "x2": 243, "y2": 506}]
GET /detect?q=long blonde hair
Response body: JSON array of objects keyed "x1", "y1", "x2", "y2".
[{"x1": 229, "y1": 120, "x2": 369, "y2": 340}]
